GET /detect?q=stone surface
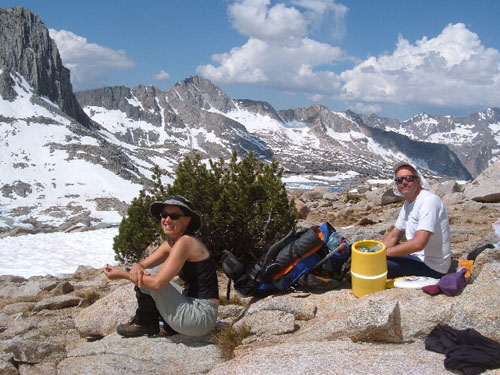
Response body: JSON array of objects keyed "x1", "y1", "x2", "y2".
[
  {"x1": 1, "y1": 173, "x2": 500, "y2": 374},
  {"x1": 58, "y1": 333, "x2": 221, "y2": 375},
  {"x1": 73, "y1": 284, "x2": 136, "y2": 337},
  {"x1": 32, "y1": 295, "x2": 83, "y2": 313},
  {"x1": 346, "y1": 299, "x2": 403, "y2": 343},
  {"x1": 235, "y1": 310, "x2": 296, "y2": 337},
  {"x1": 208, "y1": 340, "x2": 452, "y2": 375},
  {"x1": 464, "y1": 162, "x2": 500, "y2": 202},
  {"x1": 448, "y1": 261, "x2": 500, "y2": 341}
]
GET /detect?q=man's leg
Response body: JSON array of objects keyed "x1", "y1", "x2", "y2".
[{"x1": 387, "y1": 255, "x2": 445, "y2": 279}]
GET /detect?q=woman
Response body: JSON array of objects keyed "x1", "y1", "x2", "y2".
[{"x1": 104, "y1": 195, "x2": 219, "y2": 337}]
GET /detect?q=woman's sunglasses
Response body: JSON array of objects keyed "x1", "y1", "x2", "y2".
[
  {"x1": 160, "y1": 212, "x2": 187, "y2": 220},
  {"x1": 395, "y1": 175, "x2": 419, "y2": 184}
]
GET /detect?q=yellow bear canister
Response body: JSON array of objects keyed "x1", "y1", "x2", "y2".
[{"x1": 351, "y1": 240, "x2": 387, "y2": 297}]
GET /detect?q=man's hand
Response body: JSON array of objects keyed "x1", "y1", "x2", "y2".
[{"x1": 386, "y1": 230, "x2": 432, "y2": 257}]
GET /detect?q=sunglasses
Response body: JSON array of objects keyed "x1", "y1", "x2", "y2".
[
  {"x1": 395, "y1": 175, "x2": 419, "y2": 183},
  {"x1": 160, "y1": 212, "x2": 187, "y2": 220}
]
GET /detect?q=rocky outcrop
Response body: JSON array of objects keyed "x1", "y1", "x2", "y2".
[
  {"x1": 0, "y1": 7, "x2": 92, "y2": 129},
  {"x1": 464, "y1": 161, "x2": 500, "y2": 203},
  {"x1": 1, "y1": 172, "x2": 500, "y2": 374},
  {"x1": 0, "y1": 246, "x2": 498, "y2": 374}
]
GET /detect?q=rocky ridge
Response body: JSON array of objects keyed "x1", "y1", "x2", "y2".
[
  {"x1": 362, "y1": 109, "x2": 500, "y2": 177},
  {"x1": 76, "y1": 79, "x2": 472, "y2": 180},
  {"x1": 1, "y1": 163, "x2": 499, "y2": 374},
  {"x1": 0, "y1": 7, "x2": 92, "y2": 129}
]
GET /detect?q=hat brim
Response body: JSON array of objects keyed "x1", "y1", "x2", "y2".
[
  {"x1": 393, "y1": 161, "x2": 417, "y2": 174},
  {"x1": 150, "y1": 199, "x2": 202, "y2": 232}
]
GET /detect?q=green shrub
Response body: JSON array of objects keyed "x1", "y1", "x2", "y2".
[
  {"x1": 112, "y1": 166, "x2": 166, "y2": 264},
  {"x1": 166, "y1": 151, "x2": 298, "y2": 264},
  {"x1": 113, "y1": 151, "x2": 298, "y2": 265}
]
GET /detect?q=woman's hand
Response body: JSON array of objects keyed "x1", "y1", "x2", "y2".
[
  {"x1": 129, "y1": 263, "x2": 150, "y2": 287},
  {"x1": 104, "y1": 265, "x2": 128, "y2": 281}
]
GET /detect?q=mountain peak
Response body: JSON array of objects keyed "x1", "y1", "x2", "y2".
[{"x1": 0, "y1": 6, "x2": 92, "y2": 129}]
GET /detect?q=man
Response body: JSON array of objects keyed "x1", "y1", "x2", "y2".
[{"x1": 382, "y1": 161, "x2": 451, "y2": 278}]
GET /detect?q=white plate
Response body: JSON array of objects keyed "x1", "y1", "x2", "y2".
[{"x1": 393, "y1": 276, "x2": 440, "y2": 289}]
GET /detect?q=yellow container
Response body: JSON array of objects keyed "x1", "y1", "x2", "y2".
[{"x1": 351, "y1": 240, "x2": 387, "y2": 297}]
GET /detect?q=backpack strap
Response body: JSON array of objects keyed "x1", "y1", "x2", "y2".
[{"x1": 226, "y1": 278, "x2": 232, "y2": 301}]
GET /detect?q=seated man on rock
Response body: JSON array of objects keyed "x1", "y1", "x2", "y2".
[{"x1": 382, "y1": 161, "x2": 451, "y2": 279}]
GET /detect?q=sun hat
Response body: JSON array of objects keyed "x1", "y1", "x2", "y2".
[
  {"x1": 150, "y1": 195, "x2": 202, "y2": 233},
  {"x1": 392, "y1": 160, "x2": 430, "y2": 197}
]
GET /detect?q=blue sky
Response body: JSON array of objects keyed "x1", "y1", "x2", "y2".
[{"x1": 4, "y1": 0, "x2": 500, "y2": 120}]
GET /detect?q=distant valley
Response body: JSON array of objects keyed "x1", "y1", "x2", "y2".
[{"x1": 1, "y1": 7, "x2": 499, "y2": 233}]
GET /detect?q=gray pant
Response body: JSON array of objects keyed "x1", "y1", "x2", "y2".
[{"x1": 141, "y1": 282, "x2": 218, "y2": 337}]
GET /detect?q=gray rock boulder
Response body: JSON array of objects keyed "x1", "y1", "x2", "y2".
[
  {"x1": 208, "y1": 340, "x2": 451, "y2": 375},
  {"x1": 0, "y1": 278, "x2": 58, "y2": 298},
  {"x1": 432, "y1": 179, "x2": 462, "y2": 196},
  {"x1": 4, "y1": 338, "x2": 65, "y2": 364},
  {"x1": 73, "y1": 283, "x2": 136, "y2": 337},
  {"x1": 365, "y1": 184, "x2": 404, "y2": 206},
  {"x1": 301, "y1": 188, "x2": 330, "y2": 202},
  {"x1": 32, "y1": 294, "x2": 83, "y2": 313},
  {"x1": 442, "y1": 191, "x2": 464, "y2": 206},
  {"x1": 346, "y1": 299, "x2": 402, "y2": 343},
  {"x1": 245, "y1": 294, "x2": 317, "y2": 321},
  {"x1": 235, "y1": 310, "x2": 296, "y2": 337},
  {"x1": 449, "y1": 259, "x2": 500, "y2": 341},
  {"x1": 464, "y1": 161, "x2": 500, "y2": 202},
  {"x1": 57, "y1": 333, "x2": 221, "y2": 375}
]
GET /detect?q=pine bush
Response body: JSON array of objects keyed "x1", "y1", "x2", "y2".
[
  {"x1": 112, "y1": 166, "x2": 165, "y2": 263},
  {"x1": 113, "y1": 152, "x2": 298, "y2": 265}
]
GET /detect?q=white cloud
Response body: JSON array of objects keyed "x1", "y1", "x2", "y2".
[
  {"x1": 198, "y1": 37, "x2": 344, "y2": 92},
  {"x1": 197, "y1": 0, "x2": 348, "y2": 95},
  {"x1": 308, "y1": 93, "x2": 323, "y2": 101},
  {"x1": 350, "y1": 102, "x2": 382, "y2": 114},
  {"x1": 291, "y1": 0, "x2": 348, "y2": 40},
  {"x1": 49, "y1": 29, "x2": 135, "y2": 91},
  {"x1": 153, "y1": 70, "x2": 171, "y2": 81},
  {"x1": 339, "y1": 23, "x2": 500, "y2": 109},
  {"x1": 202, "y1": 0, "x2": 500, "y2": 115},
  {"x1": 228, "y1": 0, "x2": 308, "y2": 40}
]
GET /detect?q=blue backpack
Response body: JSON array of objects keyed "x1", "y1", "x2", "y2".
[{"x1": 220, "y1": 222, "x2": 351, "y2": 297}]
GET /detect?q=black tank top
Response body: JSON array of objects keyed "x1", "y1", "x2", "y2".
[{"x1": 180, "y1": 256, "x2": 219, "y2": 300}]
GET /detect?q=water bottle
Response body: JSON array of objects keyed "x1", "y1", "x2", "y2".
[{"x1": 326, "y1": 231, "x2": 342, "y2": 252}]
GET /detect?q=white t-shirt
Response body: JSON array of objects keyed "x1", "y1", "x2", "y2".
[{"x1": 395, "y1": 190, "x2": 451, "y2": 273}]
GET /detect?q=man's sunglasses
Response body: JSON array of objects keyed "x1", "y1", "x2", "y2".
[
  {"x1": 160, "y1": 212, "x2": 187, "y2": 220},
  {"x1": 395, "y1": 175, "x2": 419, "y2": 183}
]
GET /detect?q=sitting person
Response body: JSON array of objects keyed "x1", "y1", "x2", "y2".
[
  {"x1": 382, "y1": 161, "x2": 451, "y2": 279},
  {"x1": 104, "y1": 195, "x2": 219, "y2": 337}
]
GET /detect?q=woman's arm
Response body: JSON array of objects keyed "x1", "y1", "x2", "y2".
[
  {"x1": 139, "y1": 236, "x2": 193, "y2": 290},
  {"x1": 104, "y1": 265, "x2": 131, "y2": 281},
  {"x1": 130, "y1": 241, "x2": 171, "y2": 287}
]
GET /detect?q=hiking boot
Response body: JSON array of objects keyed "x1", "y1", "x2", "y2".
[
  {"x1": 117, "y1": 316, "x2": 159, "y2": 337},
  {"x1": 160, "y1": 322, "x2": 179, "y2": 337}
]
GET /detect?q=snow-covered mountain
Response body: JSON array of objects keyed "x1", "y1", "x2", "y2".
[
  {"x1": 0, "y1": 6, "x2": 489, "y2": 235},
  {"x1": 362, "y1": 109, "x2": 500, "y2": 177},
  {"x1": 75, "y1": 78, "x2": 471, "y2": 179},
  {"x1": 0, "y1": 69, "x2": 143, "y2": 232}
]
